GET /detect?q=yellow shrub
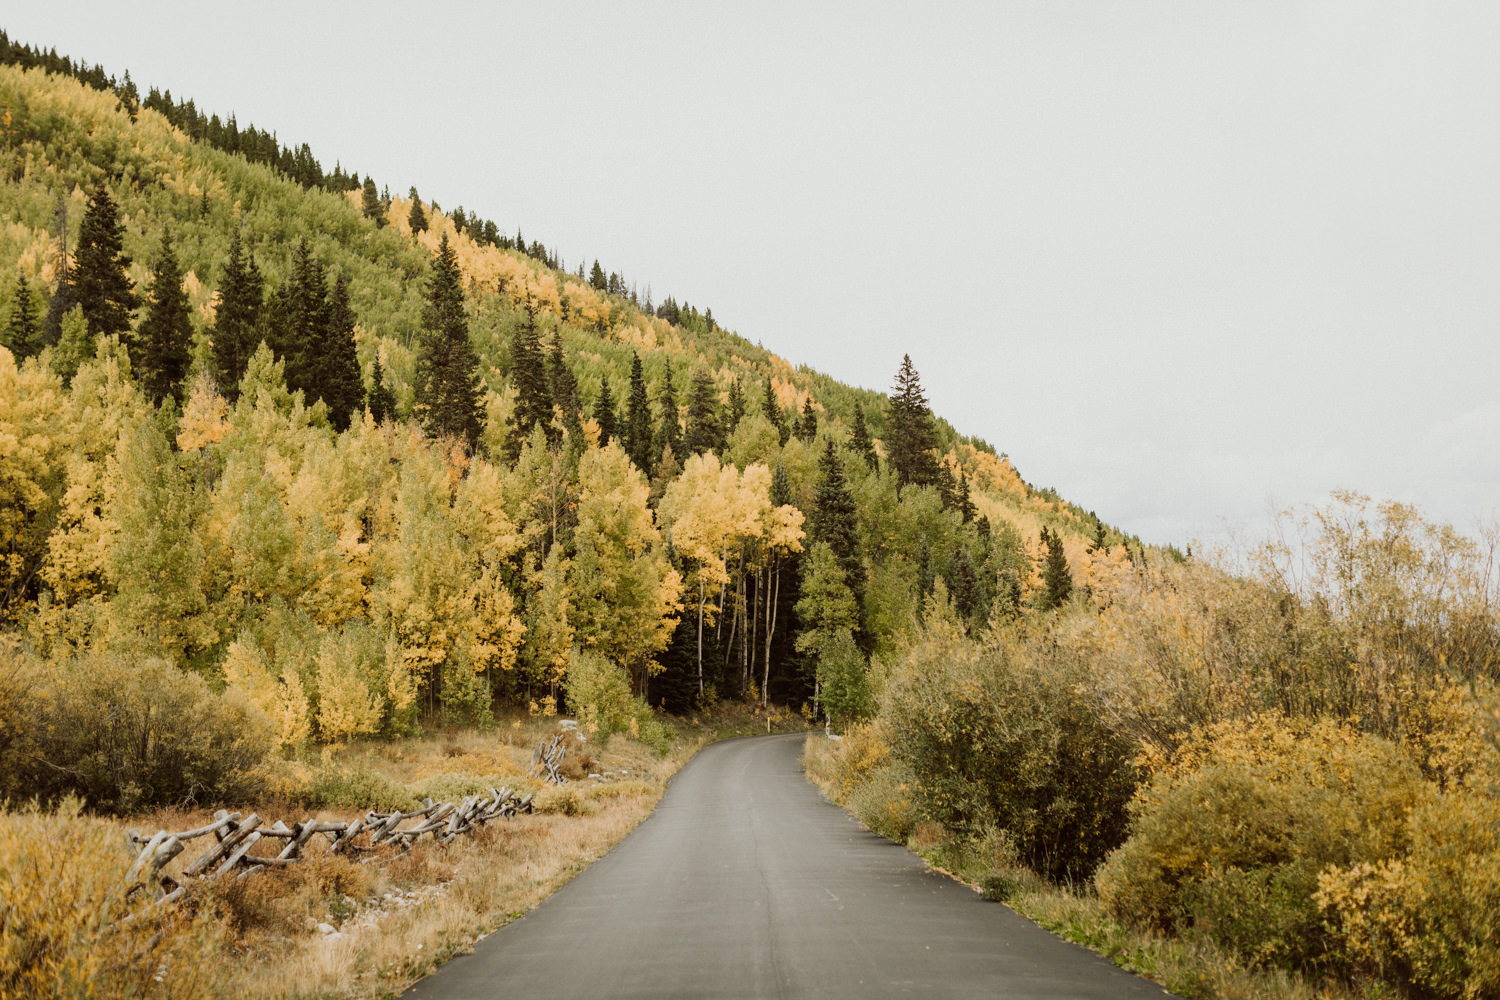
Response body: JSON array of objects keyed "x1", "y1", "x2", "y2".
[{"x1": 0, "y1": 799, "x2": 225, "y2": 999}]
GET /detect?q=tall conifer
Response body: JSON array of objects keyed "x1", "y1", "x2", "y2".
[
  {"x1": 851, "y1": 402, "x2": 878, "y2": 471},
  {"x1": 624, "y1": 351, "x2": 653, "y2": 474},
  {"x1": 797, "y1": 397, "x2": 818, "y2": 441},
  {"x1": 809, "y1": 438, "x2": 863, "y2": 608},
  {"x1": 211, "y1": 228, "x2": 263, "y2": 400},
  {"x1": 5, "y1": 274, "x2": 39, "y2": 360},
  {"x1": 683, "y1": 367, "x2": 721, "y2": 456},
  {"x1": 547, "y1": 331, "x2": 581, "y2": 440},
  {"x1": 653, "y1": 357, "x2": 681, "y2": 461},
  {"x1": 509, "y1": 303, "x2": 552, "y2": 447},
  {"x1": 360, "y1": 177, "x2": 386, "y2": 227},
  {"x1": 1038, "y1": 527, "x2": 1073, "y2": 610},
  {"x1": 367, "y1": 355, "x2": 395, "y2": 423},
  {"x1": 72, "y1": 182, "x2": 137, "y2": 340},
  {"x1": 887, "y1": 354, "x2": 940, "y2": 489},
  {"x1": 727, "y1": 376, "x2": 746, "y2": 431},
  {"x1": 594, "y1": 374, "x2": 618, "y2": 446},
  {"x1": 312, "y1": 273, "x2": 363, "y2": 431},
  {"x1": 134, "y1": 229, "x2": 192, "y2": 405},
  {"x1": 413, "y1": 233, "x2": 483, "y2": 444},
  {"x1": 407, "y1": 187, "x2": 428, "y2": 234},
  {"x1": 762, "y1": 376, "x2": 789, "y2": 446}
]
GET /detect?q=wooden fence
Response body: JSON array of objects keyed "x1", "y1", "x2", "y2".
[{"x1": 124, "y1": 786, "x2": 533, "y2": 908}]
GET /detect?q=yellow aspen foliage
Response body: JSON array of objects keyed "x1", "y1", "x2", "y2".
[
  {"x1": 384, "y1": 632, "x2": 418, "y2": 725},
  {"x1": 175, "y1": 371, "x2": 231, "y2": 451},
  {"x1": 314, "y1": 628, "x2": 384, "y2": 742},
  {"x1": 0, "y1": 347, "x2": 65, "y2": 619},
  {"x1": 222, "y1": 634, "x2": 310, "y2": 749},
  {"x1": 525, "y1": 548, "x2": 574, "y2": 688},
  {"x1": 454, "y1": 459, "x2": 527, "y2": 673},
  {"x1": 570, "y1": 442, "x2": 682, "y2": 690}
]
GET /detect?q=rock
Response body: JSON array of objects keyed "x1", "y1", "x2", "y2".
[{"x1": 316, "y1": 922, "x2": 335, "y2": 935}]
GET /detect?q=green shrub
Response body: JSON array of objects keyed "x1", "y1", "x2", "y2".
[
  {"x1": 634, "y1": 714, "x2": 672, "y2": 756},
  {"x1": 565, "y1": 647, "x2": 634, "y2": 736},
  {"x1": 28, "y1": 653, "x2": 274, "y2": 812},
  {"x1": 815, "y1": 629, "x2": 873, "y2": 728},
  {"x1": 301, "y1": 763, "x2": 418, "y2": 812},
  {"x1": 1095, "y1": 714, "x2": 1426, "y2": 973},
  {"x1": 847, "y1": 762, "x2": 917, "y2": 843},
  {"x1": 882, "y1": 625, "x2": 1136, "y2": 880},
  {"x1": 410, "y1": 771, "x2": 506, "y2": 805}
]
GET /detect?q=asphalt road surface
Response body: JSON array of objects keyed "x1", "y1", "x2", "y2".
[{"x1": 403, "y1": 733, "x2": 1173, "y2": 999}]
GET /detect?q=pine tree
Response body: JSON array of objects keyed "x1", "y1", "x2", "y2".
[
  {"x1": 366, "y1": 354, "x2": 395, "y2": 423},
  {"x1": 762, "y1": 376, "x2": 789, "y2": 446},
  {"x1": 72, "y1": 182, "x2": 137, "y2": 340},
  {"x1": 407, "y1": 187, "x2": 428, "y2": 234},
  {"x1": 1038, "y1": 527, "x2": 1073, "y2": 611},
  {"x1": 653, "y1": 357, "x2": 682, "y2": 461},
  {"x1": 268, "y1": 238, "x2": 326, "y2": 390},
  {"x1": 42, "y1": 195, "x2": 77, "y2": 349},
  {"x1": 887, "y1": 354, "x2": 940, "y2": 489},
  {"x1": 5, "y1": 273, "x2": 39, "y2": 360},
  {"x1": 727, "y1": 377, "x2": 746, "y2": 431},
  {"x1": 624, "y1": 351, "x2": 654, "y2": 475},
  {"x1": 211, "y1": 227, "x2": 263, "y2": 400},
  {"x1": 508, "y1": 302, "x2": 552, "y2": 448},
  {"x1": 797, "y1": 397, "x2": 818, "y2": 441},
  {"x1": 936, "y1": 462, "x2": 957, "y2": 510},
  {"x1": 547, "y1": 331, "x2": 581, "y2": 440},
  {"x1": 589, "y1": 259, "x2": 607, "y2": 291},
  {"x1": 311, "y1": 273, "x2": 363, "y2": 431},
  {"x1": 413, "y1": 233, "x2": 484, "y2": 444},
  {"x1": 809, "y1": 439, "x2": 863, "y2": 610},
  {"x1": 850, "y1": 402, "x2": 878, "y2": 471},
  {"x1": 950, "y1": 547, "x2": 981, "y2": 630},
  {"x1": 957, "y1": 468, "x2": 976, "y2": 523},
  {"x1": 683, "y1": 367, "x2": 722, "y2": 456},
  {"x1": 594, "y1": 374, "x2": 618, "y2": 446},
  {"x1": 1089, "y1": 520, "x2": 1108, "y2": 554},
  {"x1": 133, "y1": 229, "x2": 193, "y2": 405},
  {"x1": 361, "y1": 177, "x2": 386, "y2": 227}
]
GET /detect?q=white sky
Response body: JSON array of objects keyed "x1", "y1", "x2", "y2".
[{"x1": 11, "y1": 2, "x2": 1499, "y2": 546}]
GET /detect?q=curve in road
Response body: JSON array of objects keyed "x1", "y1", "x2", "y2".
[{"x1": 403, "y1": 733, "x2": 1173, "y2": 999}]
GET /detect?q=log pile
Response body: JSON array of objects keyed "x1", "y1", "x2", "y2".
[
  {"x1": 124, "y1": 787, "x2": 533, "y2": 907},
  {"x1": 531, "y1": 732, "x2": 571, "y2": 784}
]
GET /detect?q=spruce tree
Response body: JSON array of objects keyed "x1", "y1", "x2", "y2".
[
  {"x1": 594, "y1": 374, "x2": 618, "y2": 446},
  {"x1": 211, "y1": 228, "x2": 263, "y2": 400},
  {"x1": 624, "y1": 352, "x2": 654, "y2": 475},
  {"x1": 957, "y1": 468, "x2": 977, "y2": 523},
  {"x1": 653, "y1": 357, "x2": 681, "y2": 461},
  {"x1": 366, "y1": 355, "x2": 395, "y2": 423},
  {"x1": 413, "y1": 233, "x2": 483, "y2": 444},
  {"x1": 407, "y1": 187, "x2": 428, "y2": 234},
  {"x1": 509, "y1": 303, "x2": 553, "y2": 448},
  {"x1": 133, "y1": 229, "x2": 193, "y2": 405},
  {"x1": 950, "y1": 547, "x2": 981, "y2": 630},
  {"x1": 1089, "y1": 521, "x2": 1108, "y2": 554},
  {"x1": 727, "y1": 376, "x2": 746, "y2": 431},
  {"x1": 797, "y1": 397, "x2": 818, "y2": 441},
  {"x1": 887, "y1": 354, "x2": 940, "y2": 489},
  {"x1": 809, "y1": 438, "x2": 864, "y2": 608},
  {"x1": 936, "y1": 462, "x2": 957, "y2": 511},
  {"x1": 361, "y1": 177, "x2": 386, "y2": 227},
  {"x1": 268, "y1": 238, "x2": 326, "y2": 390},
  {"x1": 311, "y1": 273, "x2": 363, "y2": 431},
  {"x1": 42, "y1": 195, "x2": 77, "y2": 349},
  {"x1": 547, "y1": 331, "x2": 581, "y2": 440},
  {"x1": 1038, "y1": 527, "x2": 1073, "y2": 610},
  {"x1": 72, "y1": 181, "x2": 137, "y2": 340},
  {"x1": 589, "y1": 260, "x2": 607, "y2": 291},
  {"x1": 762, "y1": 375, "x2": 789, "y2": 446},
  {"x1": 850, "y1": 402, "x2": 877, "y2": 471},
  {"x1": 683, "y1": 367, "x2": 722, "y2": 456},
  {"x1": 5, "y1": 273, "x2": 39, "y2": 360}
]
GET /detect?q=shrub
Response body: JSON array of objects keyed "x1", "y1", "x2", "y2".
[
  {"x1": 301, "y1": 762, "x2": 418, "y2": 812},
  {"x1": 846, "y1": 762, "x2": 917, "y2": 843},
  {"x1": 1095, "y1": 714, "x2": 1427, "y2": 973},
  {"x1": 565, "y1": 647, "x2": 634, "y2": 736},
  {"x1": 0, "y1": 798, "x2": 225, "y2": 998},
  {"x1": 410, "y1": 771, "x2": 507, "y2": 805},
  {"x1": 882, "y1": 624, "x2": 1137, "y2": 880},
  {"x1": 28, "y1": 653, "x2": 275, "y2": 812},
  {"x1": 814, "y1": 629, "x2": 873, "y2": 728}
]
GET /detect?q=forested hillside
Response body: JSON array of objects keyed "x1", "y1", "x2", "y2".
[{"x1": 0, "y1": 40, "x2": 1149, "y2": 756}]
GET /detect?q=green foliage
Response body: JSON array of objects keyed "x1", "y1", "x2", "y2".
[
  {"x1": 133, "y1": 228, "x2": 193, "y2": 405},
  {"x1": 1037, "y1": 526, "x2": 1073, "y2": 610},
  {"x1": 4, "y1": 272, "x2": 39, "y2": 360},
  {"x1": 683, "y1": 366, "x2": 721, "y2": 456},
  {"x1": 881, "y1": 620, "x2": 1137, "y2": 880},
  {"x1": 413, "y1": 234, "x2": 483, "y2": 444},
  {"x1": 302, "y1": 761, "x2": 419, "y2": 812},
  {"x1": 623, "y1": 351, "x2": 653, "y2": 474},
  {"x1": 72, "y1": 181, "x2": 137, "y2": 341},
  {"x1": 886, "y1": 354, "x2": 939, "y2": 489},
  {"x1": 813, "y1": 629, "x2": 872, "y2": 727},
  {"x1": 565, "y1": 646, "x2": 636, "y2": 736},
  {"x1": 211, "y1": 227, "x2": 264, "y2": 400},
  {"x1": 25, "y1": 652, "x2": 273, "y2": 812}
]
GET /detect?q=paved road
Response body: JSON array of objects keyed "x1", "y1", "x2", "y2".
[{"x1": 403, "y1": 733, "x2": 1172, "y2": 999}]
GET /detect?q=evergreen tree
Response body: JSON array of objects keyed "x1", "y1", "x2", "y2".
[
  {"x1": 589, "y1": 259, "x2": 607, "y2": 291},
  {"x1": 547, "y1": 330, "x2": 581, "y2": 440},
  {"x1": 850, "y1": 402, "x2": 878, "y2": 471},
  {"x1": 594, "y1": 374, "x2": 618, "y2": 446},
  {"x1": 957, "y1": 467, "x2": 976, "y2": 523},
  {"x1": 413, "y1": 233, "x2": 483, "y2": 444},
  {"x1": 41, "y1": 195, "x2": 76, "y2": 348},
  {"x1": 1038, "y1": 527, "x2": 1073, "y2": 610},
  {"x1": 72, "y1": 182, "x2": 137, "y2": 340},
  {"x1": 683, "y1": 367, "x2": 722, "y2": 456},
  {"x1": 360, "y1": 177, "x2": 386, "y2": 227},
  {"x1": 887, "y1": 354, "x2": 940, "y2": 489},
  {"x1": 727, "y1": 376, "x2": 746, "y2": 431},
  {"x1": 936, "y1": 462, "x2": 957, "y2": 511},
  {"x1": 267, "y1": 238, "x2": 326, "y2": 388},
  {"x1": 1089, "y1": 520, "x2": 1108, "y2": 554},
  {"x1": 508, "y1": 302, "x2": 553, "y2": 448},
  {"x1": 653, "y1": 357, "x2": 682, "y2": 461},
  {"x1": 4, "y1": 273, "x2": 39, "y2": 360},
  {"x1": 797, "y1": 397, "x2": 818, "y2": 441},
  {"x1": 211, "y1": 227, "x2": 263, "y2": 401},
  {"x1": 407, "y1": 187, "x2": 428, "y2": 234},
  {"x1": 623, "y1": 351, "x2": 654, "y2": 475},
  {"x1": 366, "y1": 355, "x2": 395, "y2": 423},
  {"x1": 762, "y1": 376, "x2": 789, "y2": 446},
  {"x1": 133, "y1": 229, "x2": 193, "y2": 405},
  {"x1": 949, "y1": 547, "x2": 981, "y2": 631},
  {"x1": 809, "y1": 438, "x2": 864, "y2": 609},
  {"x1": 310, "y1": 273, "x2": 363, "y2": 431}
]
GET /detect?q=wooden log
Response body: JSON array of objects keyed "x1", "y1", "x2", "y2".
[
  {"x1": 126, "y1": 831, "x2": 170, "y2": 884},
  {"x1": 185, "y1": 814, "x2": 260, "y2": 877},
  {"x1": 212, "y1": 831, "x2": 262, "y2": 878}
]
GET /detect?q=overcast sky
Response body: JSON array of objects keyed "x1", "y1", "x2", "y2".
[{"x1": 11, "y1": 2, "x2": 1499, "y2": 546}]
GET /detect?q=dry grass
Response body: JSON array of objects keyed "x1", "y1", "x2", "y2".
[{"x1": 95, "y1": 704, "x2": 767, "y2": 998}]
